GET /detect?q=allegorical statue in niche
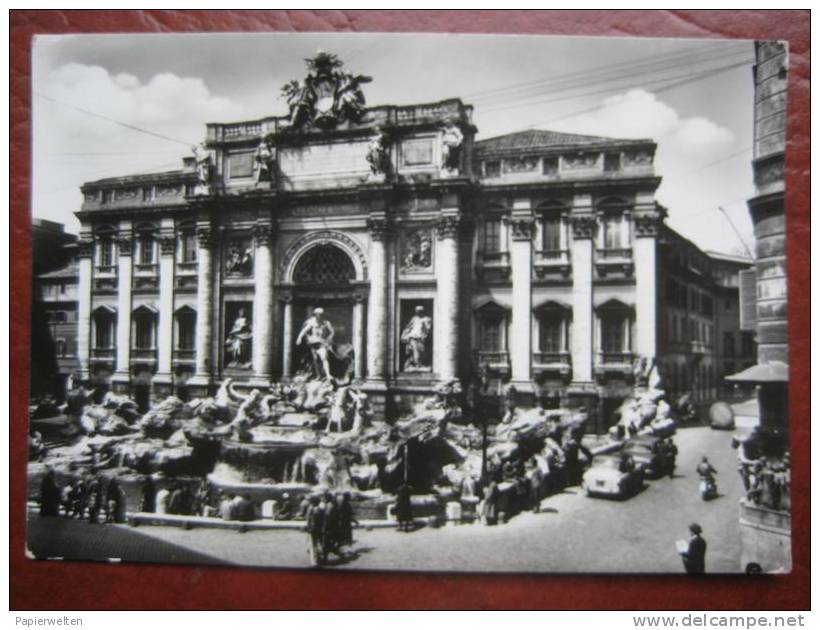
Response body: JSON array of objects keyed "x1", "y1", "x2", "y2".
[
  {"x1": 402, "y1": 229, "x2": 432, "y2": 272},
  {"x1": 441, "y1": 121, "x2": 464, "y2": 172},
  {"x1": 255, "y1": 137, "x2": 276, "y2": 186},
  {"x1": 366, "y1": 128, "x2": 391, "y2": 178},
  {"x1": 401, "y1": 305, "x2": 433, "y2": 371},
  {"x1": 225, "y1": 308, "x2": 252, "y2": 368},
  {"x1": 296, "y1": 307, "x2": 335, "y2": 380},
  {"x1": 226, "y1": 241, "x2": 253, "y2": 276},
  {"x1": 191, "y1": 143, "x2": 211, "y2": 194}
]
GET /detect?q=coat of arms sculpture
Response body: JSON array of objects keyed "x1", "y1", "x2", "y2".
[{"x1": 281, "y1": 51, "x2": 372, "y2": 130}]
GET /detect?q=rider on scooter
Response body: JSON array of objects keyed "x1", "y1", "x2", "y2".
[{"x1": 697, "y1": 456, "x2": 718, "y2": 499}]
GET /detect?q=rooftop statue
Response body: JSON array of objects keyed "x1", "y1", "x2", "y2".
[{"x1": 281, "y1": 51, "x2": 372, "y2": 130}]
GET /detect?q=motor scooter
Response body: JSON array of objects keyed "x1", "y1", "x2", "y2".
[{"x1": 699, "y1": 475, "x2": 718, "y2": 501}]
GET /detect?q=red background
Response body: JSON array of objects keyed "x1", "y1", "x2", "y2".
[{"x1": 10, "y1": 10, "x2": 810, "y2": 610}]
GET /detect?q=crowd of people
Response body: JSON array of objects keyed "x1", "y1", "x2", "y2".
[
  {"x1": 38, "y1": 468, "x2": 127, "y2": 524},
  {"x1": 303, "y1": 491, "x2": 358, "y2": 566}
]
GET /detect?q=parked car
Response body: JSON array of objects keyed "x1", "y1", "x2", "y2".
[
  {"x1": 623, "y1": 435, "x2": 675, "y2": 479},
  {"x1": 581, "y1": 455, "x2": 644, "y2": 499}
]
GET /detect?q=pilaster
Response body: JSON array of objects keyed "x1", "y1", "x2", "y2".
[
  {"x1": 152, "y1": 221, "x2": 176, "y2": 396},
  {"x1": 76, "y1": 239, "x2": 93, "y2": 382},
  {"x1": 188, "y1": 225, "x2": 216, "y2": 393},
  {"x1": 111, "y1": 225, "x2": 133, "y2": 391},
  {"x1": 251, "y1": 222, "x2": 275, "y2": 383},
  {"x1": 509, "y1": 199, "x2": 534, "y2": 389},
  {"x1": 435, "y1": 211, "x2": 461, "y2": 381},
  {"x1": 570, "y1": 195, "x2": 595, "y2": 385},
  {"x1": 366, "y1": 216, "x2": 390, "y2": 381}
]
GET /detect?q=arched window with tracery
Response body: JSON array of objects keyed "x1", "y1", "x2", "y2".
[{"x1": 293, "y1": 244, "x2": 355, "y2": 286}]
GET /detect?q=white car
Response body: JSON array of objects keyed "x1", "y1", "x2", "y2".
[{"x1": 581, "y1": 455, "x2": 644, "y2": 499}]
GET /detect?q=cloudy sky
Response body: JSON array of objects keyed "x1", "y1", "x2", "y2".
[{"x1": 32, "y1": 32, "x2": 757, "y2": 254}]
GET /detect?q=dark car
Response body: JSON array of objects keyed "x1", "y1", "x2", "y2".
[{"x1": 623, "y1": 436, "x2": 674, "y2": 479}]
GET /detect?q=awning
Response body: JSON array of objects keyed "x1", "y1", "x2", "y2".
[{"x1": 725, "y1": 361, "x2": 789, "y2": 383}]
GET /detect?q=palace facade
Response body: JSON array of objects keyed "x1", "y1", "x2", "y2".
[{"x1": 70, "y1": 53, "x2": 750, "y2": 425}]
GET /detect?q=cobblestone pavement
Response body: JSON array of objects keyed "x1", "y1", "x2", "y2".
[{"x1": 26, "y1": 427, "x2": 744, "y2": 574}]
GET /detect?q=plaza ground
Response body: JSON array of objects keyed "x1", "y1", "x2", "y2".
[{"x1": 27, "y1": 426, "x2": 744, "y2": 574}]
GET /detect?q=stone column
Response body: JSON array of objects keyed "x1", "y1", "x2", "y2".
[
  {"x1": 251, "y1": 222, "x2": 275, "y2": 383},
  {"x1": 152, "y1": 225, "x2": 176, "y2": 397},
  {"x1": 569, "y1": 206, "x2": 596, "y2": 383},
  {"x1": 567, "y1": 202, "x2": 601, "y2": 430},
  {"x1": 352, "y1": 293, "x2": 366, "y2": 380},
  {"x1": 509, "y1": 201, "x2": 534, "y2": 387},
  {"x1": 281, "y1": 294, "x2": 293, "y2": 378},
  {"x1": 366, "y1": 217, "x2": 389, "y2": 381},
  {"x1": 111, "y1": 229, "x2": 133, "y2": 393},
  {"x1": 633, "y1": 213, "x2": 660, "y2": 358},
  {"x1": 76, "y1": 239, "x2": 93, "y2": 382},
  {"x1": 188, "y1": 226, "x2": 215, "y2": 391},
  {"x1": 436, "y1": 213, "x2": 461, "y2": 381}
]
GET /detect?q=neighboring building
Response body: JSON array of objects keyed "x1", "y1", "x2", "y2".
[
  {"x1": 731, "y1": 40, "x2": 791, "y2": 574},
  {"x1": 67, "y1": 52, "x2": 748, "y2": 427},
  {"x1": 31, "y1": 219, "x2": 79, "y2": 401},
  {"x1": 708, "y1": 250, "x2": 757, "y2": 396}
]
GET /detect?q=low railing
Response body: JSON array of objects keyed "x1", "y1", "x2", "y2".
[
  {"x1": 173, "y1": 349, "x2": 196, "y2": 362},
  {"x1": 690, "y1": 341, "x2": 709, "y2": 354},
  {"x1": 596, "y1": 248, "x2": 632, "y2": 261},
  {"x1": 598, "y1": 351, "x2": 634, "y2": 365},
  {"x1": 91, "y1": 348, "x2": 115, "y2": 360},
  {"x1": 534, "y1": 249, "x2": 571, "y2": 277},
  {"x1": 134, "y1": 263, "x2": 159, "y2": 275},
  {"x1": 478, "y1": 250, "x2": 510, "y2": 265},
  {"x1": 476, "y1": 350, "x2": 509, "y2": 365},
  {"x1": 533, "y1": 351, "x2": 571, "y2": 365},
  {"x1": 94, "y1": 265, "x2": 117, "y2": 276},
  {"x1": 176, "y1": 261, "x2": 198, "y2": 272},
  {"x1": 131, "y1": 348, "x2": 157, "y2": 361}
]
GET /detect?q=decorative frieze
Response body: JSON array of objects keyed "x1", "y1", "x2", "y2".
[
  {"x1": 503, "y1": 156, "x2": 539, "y2": 174},
  {"x1": 570, "y1": 214, "x2": 597, "y2": 239},
  {"x1": 436, "y1": 215, "x2": 462, "y2": 240},
  {"x1": 622, "y1": 150, "x2": 654, "y2": 166},
  {"x1": 563, "y1": 152, "x2": 601, "y2": 170}
]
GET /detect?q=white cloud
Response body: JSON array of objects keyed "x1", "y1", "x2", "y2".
[
  {"x1": 33, "y1": 63, "x2": 246, "y2": 231},
  {"x1": 552, "y1": 89, "x2": 734, "y2": 155}
]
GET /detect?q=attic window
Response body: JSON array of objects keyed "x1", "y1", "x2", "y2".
[
  {"x1": 484, "y1": 161, "x2": 501, "y2": 178},
  {"x1": 604, "y1": 153, "x2": 621, "y2": 172},
  {"x1": 542, "y1": 156, "x2": 559, "y2": 175}
]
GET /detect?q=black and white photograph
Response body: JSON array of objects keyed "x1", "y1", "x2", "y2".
[{"x1": 27, "y1": 31, "x2": 791, "y2": 575}]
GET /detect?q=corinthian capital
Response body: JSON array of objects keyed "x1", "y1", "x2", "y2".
[
  {"x1": 436, "y1": 215, "x2": 462, "y2": 240},
  {"x1": 196, "y1": 227, "x2": 216, "y2": 248},
  {"x1": 366, "y1": 217, "x2": 391, "y2": 241},
  {"x1": 77, "y1": 239, "x2": 94, "y2": 259},
  {"x1": 115, "y1": 234, "x2": 133, "y2": 256},
  {"x1": 509, "y1": 217, "x2": 534, "y2": 241},
  {"x1": 633, "y1": 214, "x2": 661, "y2": 238},
  {"x1": 570, "y1": 214, "x2": 597, "y2": 240},
  {"x1": 253, "y1": 222, "x2": 275, "y2": 247}
]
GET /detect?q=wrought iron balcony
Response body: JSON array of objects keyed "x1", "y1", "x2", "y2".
[{"x1": 534, "y1": 249, "x2": 571, "y2": 278}]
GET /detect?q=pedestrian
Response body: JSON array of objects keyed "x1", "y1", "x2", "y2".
[
  {"x1": 306, "y1": 495, "x2": 325, "y2": 566},
  {"x1": 481, "y1": 478, "x2": 499, "y2": 526},
  {"x1": 71, "y1": 476, "x2": 88, "y2": 519},
  {"x1": 323, "y1": 492, "x2": 340, "y2": 558},
  {"x1": 679, "y1": 522, "x2": 707, "y2": 574},
  {"x1": 337, "y1": 491, "x2": 358, "y2": 547},
  {"x1": 528, "y1": 460, "x2": 543, "y2": 513},
  {"x1": 140, "y1": 475, "x2": 157, "y2": 513},
  {"x1": 39, "y1": 468, "x2": 61, "y2": 517},
  {"x1": 395, "y1": 482, "x2": 413, "y2": 532},
  {"x1": 86, "y1": 475, "x2": 104, "y2": 524},
  {"x1": 665, "y1": 439, "x2": 679, "y2": 479},
  {"x1": 105, "y1": 476, "x2": 124, "y2": 523}
]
